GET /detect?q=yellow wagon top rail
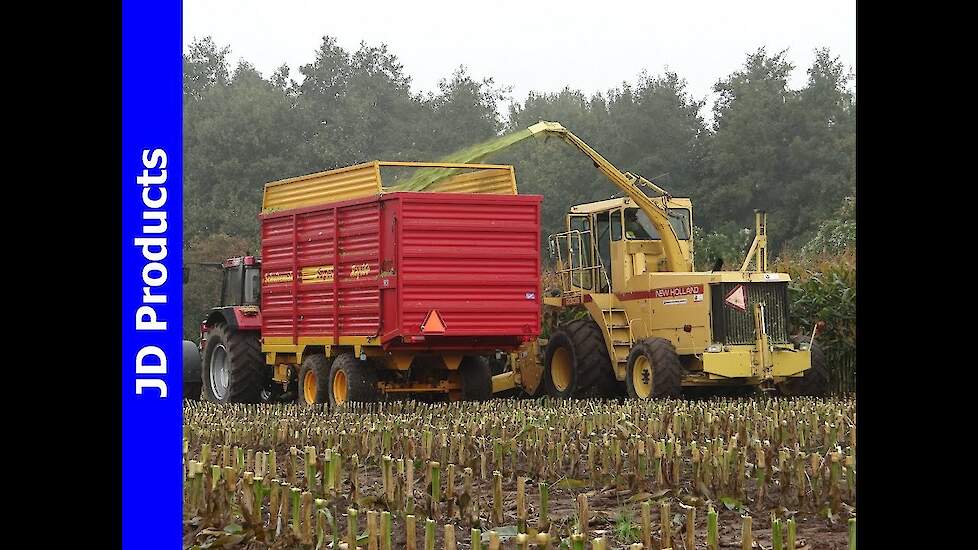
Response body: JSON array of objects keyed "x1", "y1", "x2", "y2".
[{"x1": 262, "y1": 160, "x2": 518, "y2": 214}]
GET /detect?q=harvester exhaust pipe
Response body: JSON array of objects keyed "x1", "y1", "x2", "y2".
[{"x1": 740, "y1": 210, "x2": 768, "y2": 272}]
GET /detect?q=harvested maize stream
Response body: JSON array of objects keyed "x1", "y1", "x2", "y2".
[
  {"x1": 387, "y1": 128, "x2": 535, "y2": 192},
  {"x1": 183, "y1": 398, "x2": 856, "y2": 549}
]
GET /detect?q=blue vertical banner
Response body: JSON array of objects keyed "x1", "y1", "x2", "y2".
[{"x1": 122, "y1": 1, "x2": 182, "y2": 548}]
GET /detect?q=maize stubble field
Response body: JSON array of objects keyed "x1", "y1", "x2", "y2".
[{"x1": 183, "y1": 397, "x2": 856, "y2": 550}]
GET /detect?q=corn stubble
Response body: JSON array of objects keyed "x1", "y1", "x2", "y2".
[{"x1": 183, "y1": 396, "x2": 855, "y2": 548}]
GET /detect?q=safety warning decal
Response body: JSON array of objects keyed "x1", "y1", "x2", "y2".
[
  {"x1": 421, "y1": 309, "x2": 447, "y2": 334},
  {"x1": 724, "y1": 284, "x2": 747, "y2": 312}
]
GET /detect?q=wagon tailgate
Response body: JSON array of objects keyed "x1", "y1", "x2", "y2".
[{"x1": 398, "y1": 193, "x2": 542, "y2": 338}]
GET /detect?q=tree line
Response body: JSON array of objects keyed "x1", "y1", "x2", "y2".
[{"x1": 183, "y1": 36, "x2": 855, "y2": 335}]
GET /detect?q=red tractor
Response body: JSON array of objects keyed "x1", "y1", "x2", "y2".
[{"x1": 183, "y1": 255, "x2": 282, "y2": 402}]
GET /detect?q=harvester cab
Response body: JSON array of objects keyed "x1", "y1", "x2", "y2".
[{"x1": 550, "y1": 196, "x2": 694, "y2": 294}]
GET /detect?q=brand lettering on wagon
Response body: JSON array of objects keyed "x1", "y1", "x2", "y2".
[
  {"x1": 300, "y1": 265, "x2": 334, "y2": 283},
  {"x1": 264, "y1": 271, "x2": 294, "y2": 284},
  {"x1": 350, "y1": 264, "x2": 371, "y2": 278}
]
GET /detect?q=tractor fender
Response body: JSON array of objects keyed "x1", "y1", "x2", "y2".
[{"x1": 204, "y1": 306, "x2": 262, "y2": 331}]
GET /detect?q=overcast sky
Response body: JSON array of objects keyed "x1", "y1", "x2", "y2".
[{"x1": 184, "y1": 0, "x2": 855, "y2": 120}]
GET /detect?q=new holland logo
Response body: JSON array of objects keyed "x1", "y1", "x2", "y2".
[{"x1": 724, "y1": 284, "x2": 748, "y2": 312}]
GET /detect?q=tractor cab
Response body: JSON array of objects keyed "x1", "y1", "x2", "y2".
[
  {"x1": 193, "y1": 255, "x2": 263, "y2": 355},
  {"x1": 551, "y1": 196, "x2": 693, "y2": 295},
  {"x1": 218, "y1": 255, "x2": 262, "y2": 307},
  {"x1": 182, "y1": 254, "x2": 262, "y2": 308}
]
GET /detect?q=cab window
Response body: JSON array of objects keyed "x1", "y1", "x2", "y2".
[
  {"x1": 624, "y1": 207, "x2": 691, "y2": 240},
  {"x1": 595, "y1": 212, "x2": 612, "y2": 291},
  {"x1": 244, "y1": 266, "x2": 261, "y2": 305}
]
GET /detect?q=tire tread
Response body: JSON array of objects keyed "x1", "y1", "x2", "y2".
[
  {"x1": 201, "y1": 323, "x2": 263, "y2": 403},
  {"x1": 625, "y1": 337, "x2": 682, "y2": 399},
  {"x1": 778, "y1": 336, "x2": 829, "y2": 396}
]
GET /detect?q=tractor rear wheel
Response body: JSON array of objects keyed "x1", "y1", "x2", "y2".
[
  {"x1": 201, "y1": 324, "x2": 263, "y2": 404},
  {"x1": 460, "y1": 356, "x2": 492, "y2": 401},
  {"x1": 183, "y1": 340, "x2": 203, "y2": 400},
  {"x1": 543, "y1": 319, "x2": 618, "y2": 398},
  {"x1": 777, "y1": 336, "x2": 829, "y2": 397},
  {"x1": 297, "y1": 354, "x2": 330, "y2": 406},
  {"x1": 328, "y1": 353, "x2": 378, "y2": 407},
  {"x1": 625, "y1": 338, "x2": 682, "y2": 399}
]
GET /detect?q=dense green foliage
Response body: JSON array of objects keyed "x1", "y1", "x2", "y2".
[
  {"x1": 182, "y1": 37, "x2": 855, "y2": 338},
  {"x1": 775, "y1": 248, "x2": 856, "y2": 353},
  {"x1": 801, "y1": 197, "x2": 856, "y2": 257},
  {"x1": 774, "y1": 244, "x2": 856, "y2": 393}
]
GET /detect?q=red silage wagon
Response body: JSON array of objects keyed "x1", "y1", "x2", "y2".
[{"x1": 194, "y1": 161, "x2": 542, "y2": 406}]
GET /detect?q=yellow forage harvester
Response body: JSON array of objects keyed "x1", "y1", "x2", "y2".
[{"x1": 481, "y1": 122, "x2": 826, "y2": 399}]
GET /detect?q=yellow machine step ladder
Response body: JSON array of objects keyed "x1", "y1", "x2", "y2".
[{"x1": 602, "y1": 307, "x2": 634, "y2": 368}]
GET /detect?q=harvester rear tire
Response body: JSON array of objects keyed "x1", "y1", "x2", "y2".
[
  {"x1": 543, "y1": 319, "x2": 618, "y2": 398},
  {"x1": 625, "y1": 338, "x2": 682, "y2": 399},
  {"x1": 328, "y1": 353, "x2": 378, "y2": 407},
  {"x1": 297, "y1": 354, "x2": 330, "y2": 406},
  {"x1": 777, "y1": 336, "x2": 829, "y2": 397},
  {"x1": 201, "y1": 324, "x2": 263, "y2": 404},
  {"x1": 183, "y1": 340, "x2": 203, "y2": 400},
  {"x1": 460, "y1": 356, "x2": 492, "y2": 401}
]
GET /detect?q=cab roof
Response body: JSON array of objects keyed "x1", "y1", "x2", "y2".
[{"x1": 569, "y1": 196, "x2": 692, "y2": 215}]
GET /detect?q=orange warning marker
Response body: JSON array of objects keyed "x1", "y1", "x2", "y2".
[
  {"x1": 724, "y1": 284, "x2": 747, "y2": 312},
  {"x1": 420, "y1": 309, "x2": 447, "y2": 334}
]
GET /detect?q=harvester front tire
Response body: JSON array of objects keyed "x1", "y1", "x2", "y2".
[
  {"x1": 625, "y1": 338, "x2": 682, "y2": 399},
  {"x1": 201, "y1": 324, "x2": 263, "y2": 404},
  {"x1": 183, "y1": 340, "x2": 203, "y2": 400},
  {"x1": 328, "y1": 353, "x2": 378, "y2": 407},
  {"x1": 297, "y1": 354, "x2": 330, "y2": 406},
  {"x1": 543, "y1": 319, "x2": 617, "y2": 398},
  {"x1": 460, "y1": 356, "x2": 492, "y2": 401},
  {"x1": 777, "y1": 336, "x2": 829, "y2": 397}
]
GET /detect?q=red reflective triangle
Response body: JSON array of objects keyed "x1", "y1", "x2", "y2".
[
  {"x1": 724, "y1": 284, "x2": 747, "y2": 312},
  {"x1": 421, "y1": 309, "x2": 446, "y2": 334}
]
